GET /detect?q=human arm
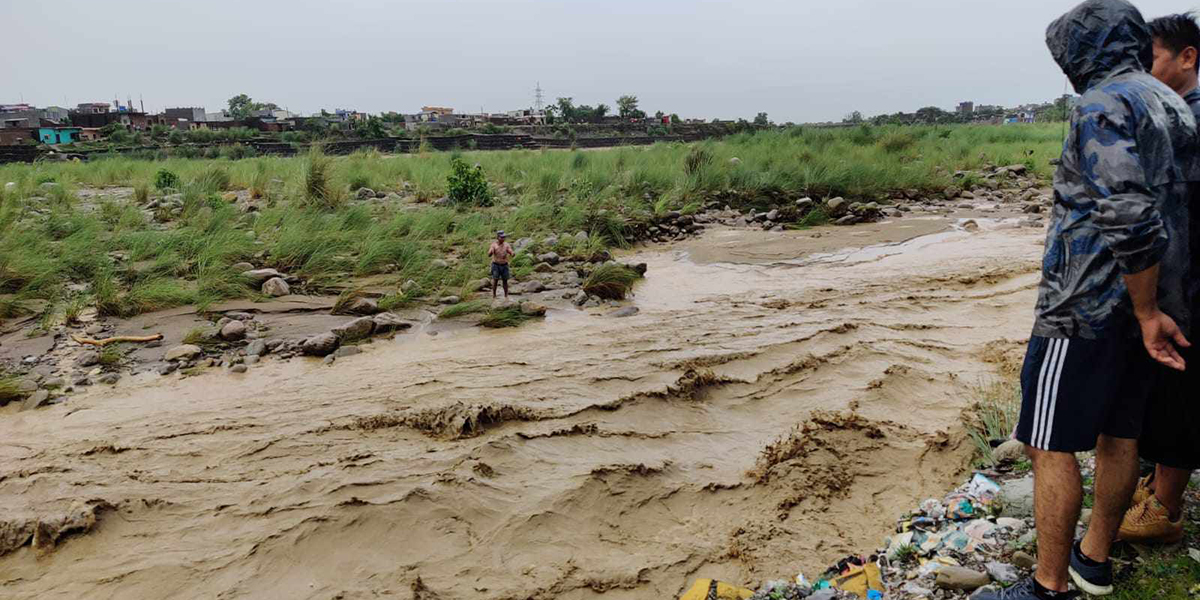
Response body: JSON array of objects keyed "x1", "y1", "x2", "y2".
[
  {"x1": 487, "y1": 243, "x2": 496, "y2": 258},
  {"x1": 1124, "y1": 265, "x2": 1190, "y2": 370}
]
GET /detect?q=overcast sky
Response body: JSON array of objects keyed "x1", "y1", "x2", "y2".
[{"x1": 2, "y1": 0, "x2": 1197, "y2": 122}]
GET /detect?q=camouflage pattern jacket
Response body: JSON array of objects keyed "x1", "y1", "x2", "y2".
[{"x1": 1035, "y1": 0, "x2": 1199, "y2": 339}]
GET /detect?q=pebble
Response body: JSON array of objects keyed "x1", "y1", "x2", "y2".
[
  {"x1": 935, "y1": 566, "x2": 990, "y2": 591},
  {"x1": 322, "y1": 355, "x2": 336, "y2": 365},
  {"x1": 85, "y1": 325, "x2": 105, "y2": 336},
  {"x1": 158, "y1": 363, "x2": 178, "y2": 376},
  {"x1": 97, "y1": 373, "x2": 120, "y2": 385},
  {"x1": 1011, "y1": 550, "x2": 1036, "y2": 569},
  {"x1": 75, "y1": 350, "x2": 101, "y2": 367},
  {"x1": 246, "y1": 340, "x2": 268, "y2": 357},
  {"x1": 229, "y1": 364, "x2": 247, "y2": 374}
]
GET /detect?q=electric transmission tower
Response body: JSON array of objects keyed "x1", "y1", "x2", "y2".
[{"x1": 534, "y1": 82, "x2": 545, "y2": 111}]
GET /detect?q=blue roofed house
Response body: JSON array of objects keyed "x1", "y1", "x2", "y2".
[{"x1": 37, "y1": 127, "x2": 82, "y2": 145}]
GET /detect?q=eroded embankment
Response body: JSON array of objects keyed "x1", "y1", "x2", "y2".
[{"x1": 0, "y1": 223, "x2": 1043, "y2": 600}]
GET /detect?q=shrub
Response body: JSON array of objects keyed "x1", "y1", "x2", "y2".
[
  {"x1": 303, "y1": 147, "x2": 345, "y2": 210},
  {"x1": 582, "y1": 264, "x2": 642, "y2": 300},
  {"x1": 877, "y1": 132, "x2": 917, "y2": 154},
  {"x1": 155, "y1": 169, "x2": 180, "y2": 190},
  {"x1": 446, "y1": 158, "x2": 493, "y2": 206},
  {"x1": 684, "y1": 144, "x2": 714, "y2": 176}
]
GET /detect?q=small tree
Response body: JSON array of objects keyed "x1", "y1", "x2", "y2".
[
  {"x1": 754, "y1": 112, "x2": 770, "y2": 126},
  {"x1": 446, "y1": 158, "x2": 493, "y2": 206},
  {"x1": 843, "y1": 111, "x2": 865, "y2": 124},
  {"x1": 617, "y1": 95, "x2": 640, "y2": 119}
]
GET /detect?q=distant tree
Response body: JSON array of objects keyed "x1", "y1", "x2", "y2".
[
  {"x1": 754, "y1": 112, "x2": 770, "y2": 126},
  {"x1": 843, "y1": 111, "x2": 865, "y2": 124},
  {"x1": 355, "y1": 117, "x2": 387, "y2": 139},
  {"x1": 617, "y1": 95, "x2": 640, "y2": 119},
  {"x1": 669, "y1": 113, "x2": 681, "y2": 123},
  {"x1": 556, "y1": 97, "x2": 577, "y2": 122},
  {"x1": 227, "y1": 94, "x2": 256, "y2": 120},
  {"x1": 594, "y1": 103, "x2": 610, "y2": 121}
]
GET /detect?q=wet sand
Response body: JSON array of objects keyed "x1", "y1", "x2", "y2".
[{"x1": 0, "y1": 220, "x2": 1044, "y2": 599}]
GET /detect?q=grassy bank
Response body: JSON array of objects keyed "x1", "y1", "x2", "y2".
[{"x1": 0, "y1": 124, "x2": 1062, "y2": 325}]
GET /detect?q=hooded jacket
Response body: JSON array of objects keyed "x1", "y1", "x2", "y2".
[{"x1": 1035, "y1": 0, "x2": 1198, "y2": 339}]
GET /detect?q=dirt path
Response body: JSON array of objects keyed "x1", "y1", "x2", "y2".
[{"x1": 0, "y1": 220, "x2": 1045, "y2": 600}]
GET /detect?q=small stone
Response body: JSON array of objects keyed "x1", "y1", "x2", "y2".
[
  {"x1": 231, "y1": 262, "x2": 255, "y2": 272},
  {"x1": 513, "y1": 281, "x2": 545, "y2": 295},
  {"x1": 519, "y1": 302, "x2": 546, "y2": 317},
  {"x1": 323, "y1": 355, "x2": 336, "y2": 365},
  {"x1": 261, "y1": 277, "x2": 290, "y2": 297},
  {"x1": 574, "y1": 231, "x2": 588, "y2": 242},
  {"x1": 572, "y1": 291, "x2": 589, "y2": 307},
  {"x1": 935, "y1": 566, "x2": 990, "y2": 591},
  {"x1": 439, "y1": 296, "x2": 461, "y2": 305},
  {"x1": 401, "y1": 279, "x2": 419, "y2": 293},
  {"x1": 229, "y1": 364, "x2": 248, "y2": 374},
  {"x1": 609, "y1": 306, "x2": 639, "y2": 318},
  {"x1": 158, "y1": 363, "x2": 178, "y2": 376},
  {"x1": 165, "y1": 344, "x2": 203, "y2": 361},
  {"x1": 243, "y1": 355, "x2": 260, "y2": 365},
  {"x1": 431, "y1": 259, "x2": 450, "y2": 269},
  {"x1": 42, "y1": 377, "x2": 65, "y2": 390},
  {"x1": 355, "y1": 187, "x2": 375, "y2": 200},
  {"x1": 73, "y1": 375, "x2": 91, "y2": 387},
  {"x1": 536, "y1": 252, "x2": 561, "y2": 265},
  {"x1": 834, "y1": 215, "x2": 859, "y2": 226},
  {"x1": 825, "y1": 197, "x2": 848, "y2": 214},
  {"x1": 75, "y1": 351, "x2": 101, "y2": 367},
  {"x1": 334, "y1": 346, "x2": 362, "y2": 358},
  {"x1": 1011, "y1": 550, "x2": 1037, "y2": 570},
  {"x1": 16, "y1": 379, "x2": 38, "y2": 393},
  {"x1": 97, "y1": 373, "x2": 121, "y2": 385},
  {"x1": 992, "y1": 439, "x2": 1026, "y2": 463},
  {"x1": 220, "y1": 320, "x2": 247, "y2": 341},
  {"x1": 85, "y1": 325, "x2": 105, "y2": 336},
  {"x1": 533, "y1": 262, "x2": 555, "y2": 273}
]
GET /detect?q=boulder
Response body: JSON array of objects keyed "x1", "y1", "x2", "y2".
[
  {"x1": 331, "y1": 317, "x2": 375, "y2": 341},
  {"x1": 536, "y1": 252, "x2": 561, "y2": 265},
  {"x1": 533, "y1": 262, "x2": 555, "y2": 273},
  {"x1": 220, "y1": 320, "x2": 247, "y2": 341},
  {"x1": 356, "y1": 187, "x2": 375, "y2": 200},
  {"x1": 513, "y1": 281, "x2": 545, "y2": 295},
  {"x1": 825, "y1": 197, "x2": 848, "y2": 214},
  {"x1": 42, "y1": 377, "x2": 65, "y2": 390},
  {"x1": 513, "y1": 237, "x2": 534, "y2": 253},
  {"x1": 75, "y1": 350, "x2": 100, "y2": 368},
  {"x1": 97, "y1": 373, "x2": 121, "y2": 385},
  {"x1": 935, "y1": 566, "x2": 990, "y2": 591},
  {"x1": 262, "y1": 277, "x2": 290, "y2": 297},
  {"x1": 574, "y1": 231, "x2": 588, "y2": 242},
  {"x1": 16, "y1": 379, "x2": 38, "y2": 394},
  {"x1": 372, "y1": 313, "x2": 414, "y2": 334},
  {"x1": 21, "y1": 390, "x2": 50, "y2": 412},
  {"x1": 302, "y1": 333, "x2": 340, "y2": 357},
  {"x1": 519, "y1": 302, "x2": 547, "y2": 317},
  {"x1": 165, "y1": 344, "x2": 203, "y2": 361},
  {"x1": 346, "y1": 297, "x2": 380, "y2": 315},
  {"x1": 542, "y1": 234, "x2": 559, "y2": 247},
  {"x1": 245, "y1": 340, "x2": 269, "y2": 357},
  {"x1": 242, "y1": 268, "x2": 282, "y2": 284}
]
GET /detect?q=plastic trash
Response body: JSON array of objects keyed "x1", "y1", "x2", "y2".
[{"x1": 867, "y1": 591, "x2": 883, "y2": 600}]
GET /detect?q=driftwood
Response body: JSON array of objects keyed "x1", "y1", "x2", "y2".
[{"x1": 71, "y1": 333, "x2": 163, "y2": 347}]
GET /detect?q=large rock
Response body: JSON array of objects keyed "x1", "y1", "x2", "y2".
[
  {"x1": 75, "y1": 350, "x2": 100, "y2": 368},
  {"x1": 1000, "y1": 476, "x2": 1035, "y2": 518},
  {"x1": 536, "y1": 252, "x2": 561, "y2": 265},
  {"x1": 242, "y1": 268, "x2": 282, "y2": 284},
  {"x1": 21, "y1": 390, "x2": 50, "y2": 412},
  {"x1": 372, "y1": 313, "x2": 414, "y2": 334},
  {"x1": 572, "y1": 291, "x2": 589, "y2": 307},
  {"x1": 513, "y1": 237, "x2": 534, "y2": 253},
  {"x1": 519, "y1": 302, "x2": 547, "y2": 317},
  {"x1": 246, "y1": 339, "x2": 268, "y2": 357},
  {"x1": 346, "y1": 297, "x2": 380, "y2": 315},
  {"x1": 935, "y1": 566, "x2": 990, "y2": 591},
  {"x1": 261, "y1": 277, "x2": 290, "y2": 297},
  {"x1": 220, "y1": 320, "x2": 247, "y2": 341},
  {"x1": 513, "y1": 281, "x2": 545, "y2": 295},
  {"x1": 331, "y1": 317, "x2": 375, "y2": 341},
  {"x1": 165, "y1": 344, "x2": 203, "y2": 361},
  {"x1": 302, "y1": 333, "x2": 340, "y2": 357}
]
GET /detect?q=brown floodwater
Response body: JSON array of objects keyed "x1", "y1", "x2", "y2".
[{"x1": 0, "y1": 219, "x2": 1044, "y2": 599}]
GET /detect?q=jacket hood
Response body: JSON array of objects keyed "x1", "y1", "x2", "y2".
[{"x1": 1046, "y1": 0, "x2": 1152, "y2": 94}]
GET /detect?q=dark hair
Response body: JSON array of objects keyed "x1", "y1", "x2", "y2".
[{"x1": 1149, "y1": 12, "x2": 1200, "y2": 72}]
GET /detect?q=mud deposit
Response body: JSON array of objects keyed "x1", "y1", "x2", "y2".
[{"x1": 0, "y1": 222, "x2": 1044, "y2": 599}]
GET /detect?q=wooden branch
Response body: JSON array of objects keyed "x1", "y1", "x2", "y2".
[{"x1": 71, "y1": 333, "x2": 163, "y2": 347}]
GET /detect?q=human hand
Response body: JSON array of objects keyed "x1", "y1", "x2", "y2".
[{"x1": 1137, "y1": 310, "x2": 1190, "y2": 371}]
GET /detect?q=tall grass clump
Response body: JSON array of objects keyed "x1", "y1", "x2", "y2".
[
  {"x1": 683, "y1": 144, "x2": 714, "y2": 176},
  {"x1": 302, "y1": 146, "x2": 345, "y2": 210},
  {"x1": 479, "y1": 306, "x2": 532, "y2": 328},
  {"x1": 439, "y1": 299, "x2": 490, "y2": 319},
  {"x1": 582, "y1": 264, "x2": 642, "y2": 300},
  {"x1": 966, "y1": 379, "x2": 1022, "y2": 466}
]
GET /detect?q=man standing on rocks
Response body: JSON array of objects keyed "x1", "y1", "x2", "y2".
[
  {"x1": 488, "y1": 230, "x2": 515, "y2": 299},
  {"x1": 1116, "y1": 12, "x2": 1200, "y2": 547},
  {"x1": 976, "y1": 1, "x2": 1198, "y2": 599}
]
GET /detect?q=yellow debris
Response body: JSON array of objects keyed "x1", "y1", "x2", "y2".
[
  {"x1": 679, "y1": 578, "x2": 755, "y2": 600},
  {"x1": 830, "y1": 562, "x2": 884, "y2": 598}
]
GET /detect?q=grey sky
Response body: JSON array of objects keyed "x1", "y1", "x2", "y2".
[{"x1": 2, "y1": 0, "x2": 1196, "y2": 122}]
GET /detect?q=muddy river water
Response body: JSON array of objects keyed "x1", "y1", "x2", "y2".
[{"x1": 0, "y1": 219, "x2": 1045, "y2": 599}]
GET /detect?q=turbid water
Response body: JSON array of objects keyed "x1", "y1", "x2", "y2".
[{"x1": 0, "y1": 219, "x2": 1044, "y2": 599}]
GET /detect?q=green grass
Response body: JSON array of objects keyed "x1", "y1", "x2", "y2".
[
  {"x1": 478, "y1": 306, "x2": 533, "y2": 328},
  {"x1": 1110, "y1": 551, "x2": 1200, "y2": 599},
  {"x1": 965, "y1": 379, "x2": 1022, "y2": 466},
  {"x1": 438, "y1": 299, "x2": 490, "y2": 319},
  {"x1": 0, "y1": 374, "x2": 29, "y2": 403},
  {"x1": 98, "y1": 344, "x2": 124, "y2": 368},
  {"x1": 0, "y1": 124, "x2": 1060, "y2": 321},
  {"x1": 582, "y1": 264, "x2": 642, "y2": 300}
]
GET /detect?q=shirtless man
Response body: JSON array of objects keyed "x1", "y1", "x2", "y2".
[{"x1": 488, "y1": 231, "x2": 515, "y2": 298}]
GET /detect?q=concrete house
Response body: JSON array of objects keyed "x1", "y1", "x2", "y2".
[{"x1": 37, "y1": 127, "x2": 82, "y2": 145}]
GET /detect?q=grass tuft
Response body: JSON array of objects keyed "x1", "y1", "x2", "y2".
[
  {"x1": 582, "y1": 264, "x2": 642, "y2": 300},
  {"x1": 479, "y1": 306, "x2": 533, "y2": 328},
  {"x1": 965, "y1": 379, "x2": 1021, "y2": 466},
  {"x1": 438, "y1": 299, "x2": 489, "y2": 319}
]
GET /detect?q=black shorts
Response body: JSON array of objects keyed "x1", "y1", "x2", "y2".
[
  {"x1": 490, "y1": 262, "x2": 510, "y2": 281},
  {"x1": 1139, "y1": 346, "x2": 1200, "y2": 470},
  {"x1": 1015, "y1": 335, "x2": 1153, "y2": 453}
]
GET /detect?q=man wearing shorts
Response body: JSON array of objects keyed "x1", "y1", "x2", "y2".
[
  {"x1": 975, "y1": 1, "x2": 1198, "y2": 598},
  {"x1": 488, "y1": 230, "x2": 515, "y2": 298},
  {"x1": 1117, "y1": 11, "x2": 1200, "y2": 547}
]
